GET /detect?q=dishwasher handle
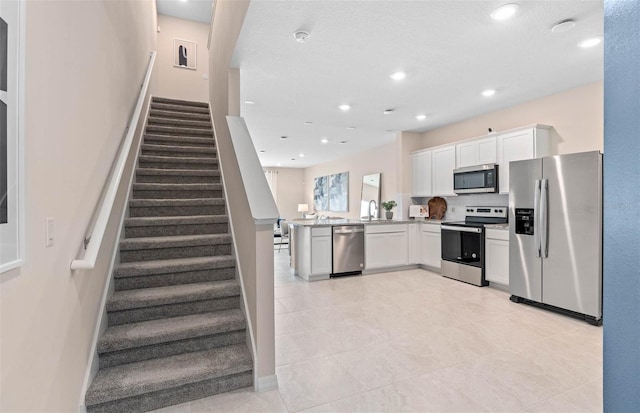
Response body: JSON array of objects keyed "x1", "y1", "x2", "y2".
[{"x1": 333, "y1": 227, "x2": 364, "y2": 234}]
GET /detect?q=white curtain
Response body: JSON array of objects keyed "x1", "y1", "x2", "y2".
[{"x1": 264, "y1": 170, "x2": 278, "y2": 203}]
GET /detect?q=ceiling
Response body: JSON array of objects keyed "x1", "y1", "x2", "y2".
[
  {"x1": 156, "y1": 0, "x2": 214, "y2": 24},
  {"x1": 231, "y1": 1, "x2": 603, "y2": 168}
]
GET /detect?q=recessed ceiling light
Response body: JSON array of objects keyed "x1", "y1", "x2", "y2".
[
  {"x1": 390, "y1": 71, "x2": 406, "y2": 80},
  {"x1": 481, "y1": 89, "x2": 496, "y2": 97},
  {"x1": 551, "y1": 19, "x2": 576, "y2": 33},
  {"x1": 339, "y1": 104, "x2": 351, "y2": 111},
  {"x1": 179, "y1": 0, "x2": 188, "y2": 3},
  {"x1": 578, "y1": 36, "x2": 603, "y2": 48},
  {"x1": 347, "y1": 126, "x2": 356, "y2": 130},
  {"x1": 291, "y1": 158, "x2": 295, "y2": 160},
  {"x1": 383, "y1": 109, "x2": 395, "y2": 115},
  {"x1": 340, "y1": 140, "x2": 348, "y2": 144},
  {"x1": 304, "y1": 121, "x2": 312, "y2": 126},
  {"x1": 491, "y1": 3, "x2": 519, "y2": 21},
  {"x1": 293, "y1": 30, "x2": 310, "y2": 43},
  {"x1": 299, "y1": 153, "x2": 305, "y2": 157},
  {"x1": 280, "y1": 136, "x2": 288, "y2": 140},
  {"x1": 321, "y1": 138, "x2": 329, "y2": 144},
  {"x1": 244, "y1": 100, "x2": 255, "y2": 105},
  {"x1": 277, "y1": 163, "x2": 282, "y2": 166},
  {"x1": 416, "y1": 114, "x2": 427, "y2": 120},
  {"x1": 259, "y1": 150, "x2": 266, "y2": 153}
]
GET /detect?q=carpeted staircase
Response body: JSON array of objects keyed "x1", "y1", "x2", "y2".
[{"x1": 85, "y1": 97, "x2": 253, "y2": 412}]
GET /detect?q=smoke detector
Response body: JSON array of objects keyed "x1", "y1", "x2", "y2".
[{"x1": 294, "y1": 31, "x2": 310, "y2": 43}]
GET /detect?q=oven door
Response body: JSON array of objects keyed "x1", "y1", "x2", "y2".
[{"x1": 441, "y1": 225, "x2": 484, "y2": 268}]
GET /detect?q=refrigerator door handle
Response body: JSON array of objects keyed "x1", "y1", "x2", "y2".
[
  {"x1": 534, "y1": 179, "x2": 542, "y2": 258},
  {"x1": 540, "y1": 179, "x2": 549, "y2": 258}
]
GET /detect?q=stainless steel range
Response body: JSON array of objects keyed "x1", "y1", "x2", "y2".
[{"x1": 441, "y1": 206, "x2": 508, "y2": 286}]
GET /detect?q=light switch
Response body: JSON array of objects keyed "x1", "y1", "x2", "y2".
[
  {"x1": 46, "y1": 217, "x2": 54, "y2": 247},
  {"x1": 202, "y1": 73, "x2": 209, "y2": 80}
]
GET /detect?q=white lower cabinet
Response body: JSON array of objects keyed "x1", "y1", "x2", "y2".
[
  {"x1": 420, "y1": 224, "x2": 441, "y2": 270},
  {"x1": 485, "y1": 229, "x2": 509, "y2": 285},
  {"x1": 311, "y1": 231, "x2": 332, "y2": 275},
  {"x1": 365, "y1": 225, "x2": 408, "y2": 270}
]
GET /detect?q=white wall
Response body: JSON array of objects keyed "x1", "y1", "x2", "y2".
[
  {"x1": 0, "y1": 1, "x2": 157, "y2": 411},
  {"x1": 264, "y1": 167, "x2": 305, "y2": 221},
  {"x1": 156, "y1": 14, "x2": 209, "y2": 102},
  {"x1": 303, "y1": 143, "x2": 397, "y2": 220}
]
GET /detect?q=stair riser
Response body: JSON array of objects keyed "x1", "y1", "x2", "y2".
[
  {"x1": 143, "y1": 138, "x2": 214, "y2": 148},
  {"x1": 86, "y1": 371, "x2": 252, "y2": 413},
  {"x1": 148, "y1": 118, "x2": 212, "y2": 129},
  {"x1": 108, "y1": 296, "x2": 240, "y2": 326},
  {"x1": 141, "y1": 149, "x2": 217, "y2": 158},
  {"x1": 125, "y1": 223, "x2": 228, "y2": 238},
  {"x1": 150, "y1": 103, "x2": 210, "y2": 114},
  {"x1": 146, "y1": 125, "x2": 213, "y2": 137},
  {"x1": 152, "y1": 98, "x2": 209, "y2": 108},
  {"x1": 120, "y1": 243, "x2": 232, "y2": 263},
  {"x1": 129, "y1": 205, "x2": 226, "y2": 217},
  {"x1": 98, "y1": 330, "x2": 246, "y2": 368},
  {"x1": 149, "y1": 110, "x2": 211, "y2": 122},
  {"x1": 138, "y1": 161, "x2": 217, "y2": 170},
  {"x1": 133, "y1": 189, "x2": 222, "y2": 199},
  {"x1": 135, "y1": 174, "x2": 221, "y2": 184},
  {"x1": 114, "y1": 267, "x2": 236, "y2": 291}
]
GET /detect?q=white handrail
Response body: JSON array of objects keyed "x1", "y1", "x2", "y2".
[{"x1": 71, "y1": 51, "x2": 156, "y2": 270}]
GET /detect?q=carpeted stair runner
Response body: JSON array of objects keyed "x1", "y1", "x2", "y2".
[{"x1": 85, "y1": 97, "x2": 252, "y2": 412}]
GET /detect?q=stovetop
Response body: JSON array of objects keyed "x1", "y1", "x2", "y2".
[{"x1": 446, "y1": 206, "x2": 508, "y2": 227}]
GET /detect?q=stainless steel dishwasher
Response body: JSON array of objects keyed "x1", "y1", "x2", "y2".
[{"x1": 332, "y1": 225, "x2": 365, "y2": 276}]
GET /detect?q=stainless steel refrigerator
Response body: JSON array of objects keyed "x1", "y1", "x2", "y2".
[{"x1": 509, "y1": 151, "x2": 602, "y2": 325}]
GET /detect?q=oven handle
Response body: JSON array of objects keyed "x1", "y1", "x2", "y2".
[{"x1": 441, "y1": 225, "x2": 482, "y2": 234}]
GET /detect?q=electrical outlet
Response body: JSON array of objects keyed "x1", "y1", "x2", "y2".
[{"x1": 46, "y1": 217, "x2": 54, "y2": 247}]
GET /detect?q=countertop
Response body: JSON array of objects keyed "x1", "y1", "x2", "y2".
[
  {"x1": 484, "y1": 223, "x2": 509, "y2": 230},
  {"x1": 289, "y1": 218, "x2": 447, "y2": 227}
]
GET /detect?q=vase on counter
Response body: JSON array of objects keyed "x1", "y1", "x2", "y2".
[{"x1": 386, "y1": 211, "x2": 393, "y2": 219}]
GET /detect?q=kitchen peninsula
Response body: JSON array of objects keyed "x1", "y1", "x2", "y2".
[{"x1": 288, "y1": 219, "x2": 444, "y2": 281}]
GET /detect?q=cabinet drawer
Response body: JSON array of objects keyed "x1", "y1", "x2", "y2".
[
  {"x1": 312, "y1": 227, "x2": 331, "y2": 237},
  {"x1": 486, "y1": 228, "x2": 509, "y2": 241},
  {"x1": 366, "y1": 224, "x2": 408, "y2": 234}
]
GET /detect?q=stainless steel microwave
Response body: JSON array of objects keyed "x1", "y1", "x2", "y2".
[{"x1": 453, "y1": 164, "x2": 499, "y2": 194}]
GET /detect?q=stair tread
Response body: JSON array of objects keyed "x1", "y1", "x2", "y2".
[
  {"x1": 133, "y1": 182, "x2": 222, "y2": 190},
  {"x1": 107, "y1": 280, "x2": 240, "y2": 311},
  {"x1": 150, "y1": 103, "x2": 210, "y2": 114},
  {"x1": 146, "y1": 125, "x2": 213, "y2": 134},
  {"x1": 98, "y1": 309, "x2": 245, "y2": 353},
  {"x1": 120, "y1": 233, "x2": 231, "y2": 251},
  {"x1": 114, "y1": 255, "x2": 235, "y2": 278},
  {"x1": 136, "y1": 168, "x2": 219, "y2": 176},
  {"x1": 129, "y1": 198, "x2": 225, "y2": 207},
  {"x1": 139, "y1": 154, "x2": 218, "y2": 163},
  {"x1": 149, "y1": 109, "x2": 211, "y2": 120},
  {"x1": 85, "y1": 344, "x2": 251, "y2": 407},
  {"x1": 125, "y1": 215, "x2": 227, "y2": 227},
  {"x1": 148, "y1": 118, "x2": 212, "y2": 128}
]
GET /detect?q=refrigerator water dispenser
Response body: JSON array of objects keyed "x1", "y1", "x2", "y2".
[{"x1": 515, "y1": 208, "x2": 535, "y2": 235}]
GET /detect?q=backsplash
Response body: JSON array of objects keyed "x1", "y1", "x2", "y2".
[{"x1": 411, "y1": 194, "x2": 509, "y2": 221}]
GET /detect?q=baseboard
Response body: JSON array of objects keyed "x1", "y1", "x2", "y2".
[
  {"x1": 256, "y1": 374, "x2": 278, "y2": 392},
  {"x1": 362, "y1": 264, "x2": 419, "y2": 275}
]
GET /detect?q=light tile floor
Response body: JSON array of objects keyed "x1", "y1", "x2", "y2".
[{"x1": 154, "y1": 251, "x2": 603, "y2": 413}]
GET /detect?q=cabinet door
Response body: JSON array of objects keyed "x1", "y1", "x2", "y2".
[
  {"x1": 456, "y1": 141, "x2": 477, "y2": 168},
  {"x1": 432, "y1": 146, "x2": 456, "y2": 196},
  {"x1": 412, "y1": 151, "x2": 432, "y2": 196},
  {"x1": 497, "y1": 129, "x2": 534, "y2": 193},
  {"x1": 385, "y1": 232, "x2": 409, "y2": 266},
  {"x1": 421, "y1": 231, "x2": 441, "y2": 270},
  {"x1": 485, "y1": 238, "x2": 509, "y2": 285},
  {"x1": 477, "y1": 136, "x2": 497, "y2": 164},
  {"x1": 311, "y1": 236, "x2": 332, "y2": 275},
  {"x1": 365, "y1": 233, "x2": 387, "y2": 269}
]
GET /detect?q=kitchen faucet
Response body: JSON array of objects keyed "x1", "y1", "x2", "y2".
[{"x1": 368, "y1": 200, "x2": 377, "y2": 221}]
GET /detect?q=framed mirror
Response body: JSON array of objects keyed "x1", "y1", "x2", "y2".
[{"x1": 360, "y1": 173, "x2": 381, "y2": 219}]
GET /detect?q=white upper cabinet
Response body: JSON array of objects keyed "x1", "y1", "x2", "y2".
[
  {"x1": 411, "y1": 150, "x2": 432, "y2": 197},
  {"x1": 456, "y1": 136, "x2": 497, "y2": 168},
  {"x1": 432, "y1": 145, "x2": 456, "y2": 196},
  {"x1": 496, "y1": 126, "x2": 551, "y2": 193}
]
